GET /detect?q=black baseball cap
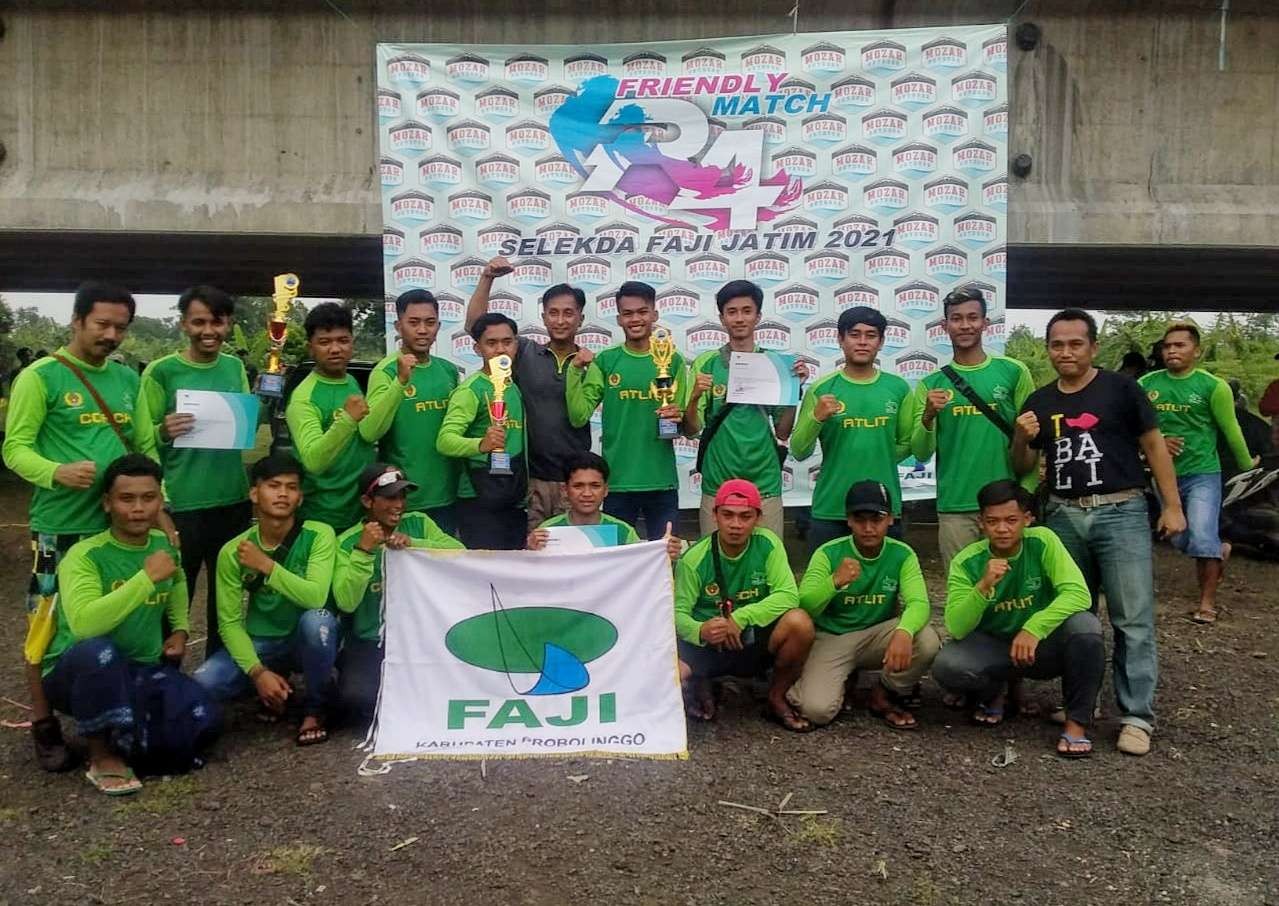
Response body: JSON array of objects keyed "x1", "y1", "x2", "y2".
[
  {"x1": 359, "y1": 463, "x2": 417, "y2": 499},
  {"x1": 845, "y1": 480, "x2": 892, "y2": 516}
]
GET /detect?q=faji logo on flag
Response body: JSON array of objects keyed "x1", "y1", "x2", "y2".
[{"x1": 367, "y1": 541, "x2": 687, "y2": 762}]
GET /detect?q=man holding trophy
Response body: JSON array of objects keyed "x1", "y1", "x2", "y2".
[
  {"x1": 566, "y1": 281, "x2": 691, "y2": 540},
  {"x1": 436, "y1": 313, "x2": 527, "y2": 549}
]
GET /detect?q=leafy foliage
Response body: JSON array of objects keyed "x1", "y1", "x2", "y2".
[{"x1": 1007, "y1": 312, "x2": 1279, "y2": 410}]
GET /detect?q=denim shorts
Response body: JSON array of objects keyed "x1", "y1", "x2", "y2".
[{"x1": 1170, "y1": 472, "x2": 1224, "y2": 559}]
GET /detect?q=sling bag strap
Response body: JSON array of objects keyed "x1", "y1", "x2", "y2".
[
  {"x1": 939, "y1": 364, "x2": 1014, "y2": 440},
  {"x1": 53, "y1": 353, "x2": 133, "y2": 452},
  {"x1": 243, "y1": 519, "x2": 305, "y2": 594},
  {"x1": 694, "y1": 354, "x2": 787, "y2": 474},
  {"x1": 709, "y1": 531, "x2": 734, "y2": 617}
]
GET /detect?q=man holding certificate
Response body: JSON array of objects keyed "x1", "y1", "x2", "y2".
[
  {"x1": 436, "y1": 313, "x2": 528, "y2": 550},
  {"x1": 135, "y1": 286, "x2": 253, "y2": 655},
  {"x1": 683, "y1": 280, "x2": 800, "y2": 538}
]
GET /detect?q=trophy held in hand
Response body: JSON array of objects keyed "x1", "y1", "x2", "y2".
[
  {"x1": 650, "y1": 326, "x2": 680, "y2": 441},
  {"x1": 256, "y1": 272, "x2": 299, "y2": 399},
  {"x1": 488, "y1": 353, "x2": 514, "y2": 474}
]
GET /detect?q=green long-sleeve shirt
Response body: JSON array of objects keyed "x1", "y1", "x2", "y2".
[
  {"x1": 215, "y1": 520, "x2": 336, "y2": 674},
  {"x1": 42, "y1": 529, "x2": 187, "y2": 675},
  {"x1": 537, "y1": 512, "x2": 641, "y2": 545},
  {"x1": 1138, "y1": 368, "x2": 1253, "y2": 476},
  {"x1": 436, "y1": 371, "x2": 526, "y2": 499},
  {"x1": 565, "y1": 344, "x2": 691, "y2": 492},
  {"x1": 790, "y1": 369, "x2": 915, "y2": 519},
  {"x1": 365, "y1": 352, "x2": 461, "y2": 510},
  {"x1": 332, "y1": 512, "x2": 464, "y2": 642},
  {"x1": 799, "y1": 536, "x2": 930, "y2": 636},
  {"x1": 285, "y1": 369, "x2": 401, "y2": 529},
  {"x1": 909, "y1": 355, "x2": 1035, "y2": 512},
  {"x1": 2, "y1": 349, "x2": 142, "y2": 534},
  {"x1": 674, "y1": 528, "x2": 798, "y2": 646},
  {"x1": 134, "y1": 351, "x2": 252, "y2": 512},
  {"x1": 945, "y1": 526, "x2": 1090, "y2": 641}
]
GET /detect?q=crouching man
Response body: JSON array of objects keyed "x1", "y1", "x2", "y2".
[
  {"x1": 674, "y1": 479, "x2": 814, "y2": 731},
  {"x1": 332, "y1": 464, "x2": 464, "y2": 723},
  {"x1": 42, "y1": 454, "x2": 219, "y2": 795},
  {"x1": 788, "y1": 480, "x2": 941, "y2": 730},
  {"x1": 934, "y1": 480, "x2": 1104, "y2": 758},
  {"x1": 194, "y1": 455, "x2": 338, "y2": 746}
]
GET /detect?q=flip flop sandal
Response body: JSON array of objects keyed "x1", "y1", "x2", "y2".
[
  {"x1": 85, "y1": 766, "x2": 143, "y2": 796},
  {"x1": 296, "y1": 721, "x2": 329, "y2": 747},
  {"x1": 971, "y1": 703, "x2": 1005, "y2": 727},
  {"x1": 762, "y1": 706, "x2": 814, "y2": 734},
  {"x1": 1190, "y1": 609, "x2": 1218, "y2": 625},
  {"x1": 1056, "y1": 733, "x2": 1093, "y2": 759},
  {"x1": 869, "y1": 705, "x2": 918, "y2": 731}
]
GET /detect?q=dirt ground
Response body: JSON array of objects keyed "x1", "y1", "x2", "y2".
[{"x1": 0, "y1": 473, "x2": 1275, "y2": 906}]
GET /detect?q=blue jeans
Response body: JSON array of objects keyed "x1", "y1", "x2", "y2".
[
  {"x1": 1168, "y1": 472, "x2": 1223, "y2": 559},
  {"x1": 1046, "y1": 496, "x2": 1156, "y2": 732},
  {"x1": 194, "y1": 609, "x2": 339, "y2": 717},
  {"x1": 42, "y1": 638, "x2": 137, "y2": 740},
  {"x1": 604, "y1": 489, "x2": 680, "y2": 541}
]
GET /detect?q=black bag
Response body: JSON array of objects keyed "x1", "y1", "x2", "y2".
[{"x1": 130, "y1": 664, "x2": 222, "y2": 775}]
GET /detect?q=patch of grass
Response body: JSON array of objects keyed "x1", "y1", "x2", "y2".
[
  {"x1": 252, "y1": 843, "x2": 328, "y2": 876},
  {"x1": 789, "y1": 814, "x2": 842, "y2": 847},
  {"x1": 0, "y1": 808, "x2": 19, "y2": 823},
  {"x1": 81, "y1": 843, "x2": 114, "y2": 866},
  {"x1": 113, "y1": 774, "x2": 199, "y2": 817}
]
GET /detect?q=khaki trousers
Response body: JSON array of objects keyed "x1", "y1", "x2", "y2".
[
  {"x1": 527, "y1": 478, "x2": 566, "y2": 531},
  {"x1": 699, "y1": 493, "x2": 785, "y2": 538},
  {"x1": 788, "y1": 620, "x2": 941, "y2": 726},
  {"x1": 938, "y1": 512, "x2": 984, "y2": 574}
]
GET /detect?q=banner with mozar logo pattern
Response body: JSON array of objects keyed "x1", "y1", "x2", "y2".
[{"x1": 376, "y1": 25, "x2": 1009, "y2": 506}]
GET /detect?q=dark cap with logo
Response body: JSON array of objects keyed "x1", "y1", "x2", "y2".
[
  {"x1": 845, "y1": 479, "x2": 892, "y2": 516},
  {"x1": 359, "y1": 463, "x2": 418, "y2": 499}
]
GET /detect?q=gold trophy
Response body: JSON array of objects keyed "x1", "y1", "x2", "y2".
[
  {"x1": 487, "y1": 353, "x2": 514, "y2": 474},
  {"x1": 649, "y1": 325, "x2": 680, "y2": 440},
  {"x1": 256, "y1": 272, "x2": 299, "y2": 398}
]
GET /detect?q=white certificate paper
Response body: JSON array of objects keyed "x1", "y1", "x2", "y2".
[
  {"x1": 172, "y1": 390, "x2": 261, "y2": 450},
  {"x1": 541, "y1": 524, "x2": 620, "y2": 552},
  {"x1": 726, "y1": 352, "x2": 801, "y2": 406}
]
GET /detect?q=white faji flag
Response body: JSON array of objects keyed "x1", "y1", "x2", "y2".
[{"x1": 367, "y1": 541, "x2": 688, "y2": 763}]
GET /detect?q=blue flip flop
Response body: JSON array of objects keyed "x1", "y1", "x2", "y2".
[
  {"x1": 971, "y1": 703, "x2": 1004, "y2": 726},
  {"x1": 1057, "y1": 732, "x2": 1093, "y2": 759}
]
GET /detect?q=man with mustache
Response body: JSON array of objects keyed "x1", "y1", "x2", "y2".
[
  {"x1": 1012, "y1": 308, "x2": 1185, "y2": 757},
  {"x1": 3, "y1": 282, "x2": 147, "y2": 772}
]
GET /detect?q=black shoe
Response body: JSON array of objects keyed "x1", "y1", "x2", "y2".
[{"x1": 32, "y1": 716, "x2": 76, "y2": 773}]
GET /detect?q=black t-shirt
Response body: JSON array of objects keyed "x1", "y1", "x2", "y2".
[
  {"x1": 1021, "y1": 369, "x2": 1158, "y2": 497},
  {"x1": 513, "y1": 336, "x2": 592, "y2": 481}
]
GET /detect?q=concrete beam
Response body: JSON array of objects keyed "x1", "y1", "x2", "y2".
[{"x1": 1, "y1": 1, "x2": 1277, "y2": 246}]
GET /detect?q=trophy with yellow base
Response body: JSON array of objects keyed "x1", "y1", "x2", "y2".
[
  {"x1": 487, "y1": 353, "x2": 514, "y2": 474},
  {"x1": 256, "y1": 272, "x2": 299, "y2": 398},
  {"x1": 650, "y1": 326, "x2": 680, "y2": 440}
]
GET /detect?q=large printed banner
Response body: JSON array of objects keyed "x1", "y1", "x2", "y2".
[
  {"x1": 369, "y1": 543, "x2": 688, "y2": 762},
  {"x1": 375, "y1": 26, "x2": 1009, "y2": 505}
]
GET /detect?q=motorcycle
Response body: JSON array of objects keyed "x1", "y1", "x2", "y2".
[{"x1": 1220, "y1": 454, "x2": 1279, "y2": 560}]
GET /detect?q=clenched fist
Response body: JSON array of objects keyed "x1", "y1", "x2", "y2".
[
  {"x1": 344, "y1": 394, "x2": 370, "y2": 422},
  {"x1": 814, "y1": 394, "x2": 841, "y2": 423},
  {"x1": 483, "y1": 256, "x2": 513, "y2": 281},
  {"x1": 144, "y1": 550, "x2": 178, "y2": 584},
  {"x1": 921, "y1": 389, "x2": 951, "y2": 428},
  {"x1": 356, "y1": 521, "x2": 386, "y2": 553},
  {"x1": 54, "y1": 460, "x2": 97, "y2": 489},
  {"x1": 1014, "y1": 411, "x2": 1040, "y2": 443},
  {"x1": 396, "y1": 353, "x2": 419, "y2": 385},
  {"x1": 571, "y1": 347, "x2": 595, "y2": 371},
  {"x1": 832, "y1": 557, "x2": 861, "y2": 589},
  {"x1": 978, "y1": 558, "x2": 1010, "y2": 595}
]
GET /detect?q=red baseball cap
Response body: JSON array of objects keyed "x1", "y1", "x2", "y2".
[{"x1": 714, "y1": 478, "x2": 763, "y2": 511}]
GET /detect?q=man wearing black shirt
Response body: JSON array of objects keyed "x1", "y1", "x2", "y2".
[
  {"x1": 1012, "y1": 308, "x2": 1185, "y2": 757},
  {"x1": 466, "y1": 258, "x2": 592, "y2": 528}
]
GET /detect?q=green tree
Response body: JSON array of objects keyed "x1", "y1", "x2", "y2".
[{"x1": 1005, "y1": 324, "x2": 1054, "y2": 388}]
